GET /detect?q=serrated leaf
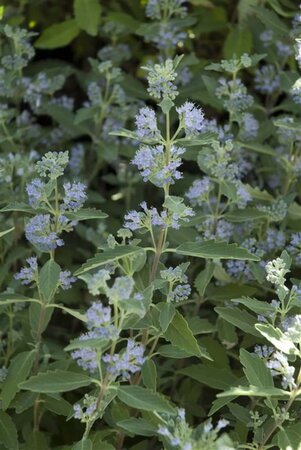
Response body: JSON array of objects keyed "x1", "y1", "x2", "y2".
[
  {"x1": 224, "y1": 208, "x2": 269, "y2": 222},
  {"x1": 157, "y1": 344, "x2": 193, "y2": 359},
  {"x1": 176, "y1": 241, "x2": 260, "y2": 261},
  {"x1": 231, "y1": 297, "x2": 274, "y2": 315},
  {"x1": 0, "y1": 203, "x2": 36, "y2": 214},
  {"x1": 224, "y1": 26, "x2": 252, "y2": 58},
  {"x1": 240, "y1": 349, "x2": 274, "y2": 387},
  {"x1": 35, "y1": 19, "x2": 80, "y2": 49},
  {"x1": 179, "y1": 365, "x2": 238, "y2": 390},
  {"x1": 141, "y1": 359, "x2": 157, "y2": 391},
  {"x1": 194, "y1": 261, "x2": 215, "y2": 296},
  {"x1": 255, "y1": 324, "x2": 298, "y2": 355},
  {"x1": 159, "y1": 303, "x2": 176, "y2": 332},
  {"x1": 72, "y1": 439, "x2": 92, "y2": 450},
  {"x1": 39, "y1": 260, "x2": 61, "y2": 303},
  {"x1": 252, "y1": 5, "x2": 289, "y2": 35},
  {"x1": 74, "y1": 0, "x2": 101, "y2": 36},
  {"x1": 2, "y1": 350, "x2": 36, "y2": 410},
  {"x1": 0, "y1": 294, "x2": 41, "y2": 306},
  {"x1": 0, "y1": 411, "x2": 19, "y2": 450},
  {"x1": 0, "y1": 227, "x2": 14, "y2": 238},
  {"x1": 64, "y1": 208, "x2": 107, "y2": 221},
  {"x1": 47, "y1": 303, "x2": 87, "y2": 322},
  {"x1": 217, "y1": 385, "x2": 289, "y2": 398},
  {"x1": 117, "y1": 418, "x2": 157, "y2": 437},
  {"x1": 164, "y1": 311, "x2": 211, "y2": 359},
  {"x1": 65, "y1": 337, "x2": 108, "y2": 351},
  {"x1": 117, "y1": 385, "x2": 174, "y2": 413},
  {"x1": 19, "y1": 370, "x2": 92, "y2": 393},
  {"x1": 215, "y1": 307, "x2": 261, "y2": 337},
  {"x1": 74, "y1": 245, "x2": 144, "y2": 275},
  {"x1": 275, "y1": 424, "x2": 301, "y2": 450}
]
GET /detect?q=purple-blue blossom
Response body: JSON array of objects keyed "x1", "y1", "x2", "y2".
[
  {"x1": 102, "y1": 339, "x2": 145, "y2": 380},
  {"x1": 240, "y1": 113, "x2": 259, "y2": 140},
  {"x1": 15, "y1": 256, "x2": 38, "y2": 285},
  {"x1": 132, "y1": 144, "x2": 184, "y2": 187},
  {"x1": 61, "y1": 182, "x2": 87, "y2": 211},
  {"x1": 59, "y1": 270, "x2": 76, "y2": 290},
  {"x1": 186, "y1": 177, "x2": 211, "y2": 206},
  {"x1": 26, "y1": 178, "x2": 45, "y2": 208},
  {"x1": 71, "y1": 347, "x2": 98, "y2": 373},
  {"x1": 176, "y1": 101, "x2": 205, "y2": 137},
  {"x1": 25, "y1": 214, "x2": 64, "y2": 252},
  {"x1": 254, "y1": 65, "x2": 280, "y2": 94},
  {"x1": 135, "y1": 107, "x2": 160, "y2": 140}
]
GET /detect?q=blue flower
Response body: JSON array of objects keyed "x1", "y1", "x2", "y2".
[
  {"x1": 135, "y1": 106, "x2": 160, "y2": 140},
  {"x1": 186, "y1": 178, "x2": 212, "y2": 206},
  {"x1": 254, "y1": 65, "x2": 280, "y2": 94},
  {"x1": 71, "y1": 347, "x2": 98, "y2": 373},
  {"x1": 176, "y1": 102, "x2": 205, "y2": 137},
  {"x1": 102, "y1": 339, "x2": 145, "y2": 380},
  {"x1": 15, "y1": 256, "x2": 38, "y2": 285},
  {"x1": 132, "y1": 144, "x2": 184, "y2": 187},
  {"x1": 26, "y1": 178, "x2": 45, "y2": 208},
  {"x1": 59, "y1": 270, "x2": 76, "y2": 290},
  {"x1": 25, "y1": 214, "x2": 64, "y2": 252},
  {"x1": 61, "y1": 182, "x2": 87, "y2": 211}
]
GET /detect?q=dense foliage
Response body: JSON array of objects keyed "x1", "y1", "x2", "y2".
[{"x1": 1, "y1": 0, "x2": 301, "y2": 449}]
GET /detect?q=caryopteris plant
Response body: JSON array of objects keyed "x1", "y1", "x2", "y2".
[{"x1": 1, "y1": 1, "x2": 301, "y2": 449}]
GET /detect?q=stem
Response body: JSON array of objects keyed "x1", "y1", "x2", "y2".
[{"x1": 258, "y1": 373, "x2": 301, "y2": 449}]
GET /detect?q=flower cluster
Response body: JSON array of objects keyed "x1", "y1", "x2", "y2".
[
  {"x1": 132, "y1": 144, "x2": 184, "y2": 187},
  {"x1": 102, "y1": 339, "x2": 145, "y2": 380},
  {"x1": 160, "y1": 266, "x2": 191, "y2": 302},
  {"x1": 176, "y1": 102, "x2": 205, "y2": 137},
  {"x1": 14, "y1": 257, "x2": 38, "y2": 285}
]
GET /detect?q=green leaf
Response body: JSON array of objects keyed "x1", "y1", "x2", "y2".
[
  {"x1": 194, "y1": 261, "x2": 215, "y2": 296},
  {"x1": 46, "y1": 304, "x2": 87, "y2": 322},
  {"x1": 19, "y1": 370, "x2": 92, "y2": 393},
  {"x1": 164, "y1": 311, "x2": 211, "y2": 359},
  {"x1": 252, "y1": 5, "x2": 289, "y2": 35},
  {"x1": 179, "y1": 365, "x2": 237, "y2": 390},
  {"x1": 157, "y1": 344, "x2": 193, "y2": 359},
  {"x1": 223, "y1": 26, "x2": 252, "y2": 58},
  {"x1": 218, "y1": 385, "x2": 289, "y2": 398},
  {"x1": 65, "y1": 338, "x2": 108, "y2": 351},
  {"x1": 0, "y1": 227, "x2": 14, "y2": 238},
  {"x1": 236, "y1": 141, "x2": 275, "y2": 156},
  {"x1": 117, "y1": 386, "x2": 174, "y2": 413},
  {"x1": 224, "y1": 208, "x2": 269, "y2": 222},
  {"x1": 176, "y1": 241, "x2": 260, "y2": 261},
  {"x1": 35, "y1": 19, "x2": 80, "y2": 49},
  {"x1": 231, "y1": 297, "x2": 274, "y2": 316},
  {"x1": 159, "y1": 303, "x2": 176, "y2": 333},
  {"x1": 255, "y1": 324, "x2": 298, "y2": 355},
  {"x1": 0, "y1": 411, "x2": 18, "y2": 449},
  {"x1": 72, "y1": 439, "x2": 92, "y2": 450},
  {"x1": 117, "y1": 418, "x2": 157, "y2": 437},
  {"x1": 0, "y1": 202, "x2": 36, "y2": 214},
  {"x1": 74, "y1": 245, "x2": 144, "y2": 275},
  {"x1": 2, "y1": 350, "x2": 36, "y2": 410},
  {"x1": 39, "y1": 260, "x2": 61, "y2": 303},
  {"x1": 215, "y1": 307, "x2": 261, "y2": 337},
  {"x1": 240, "y1": 349, "x2": 274, "y2": 387},
  {"x1": 74, "y1": 0, "x2": 101, "y2": 36},
  {"x1": 178, "y1": 131, "x2": 217, "y2": 148},
  {"x1": 64, "y1": 208, "x2": 107, "y2": 221},
  {"x1": 159, "y1": 98, "x2": 174, "y2": 113},
  {"x1": 0, "y1": 294, "x2": 41, "y2": 306},
  {"x1": 142, "y1": 359, "x2": 157, "y2": 391},
  {"x1": 275, "y1": 424, "x2": 301, "y2": 450}
]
